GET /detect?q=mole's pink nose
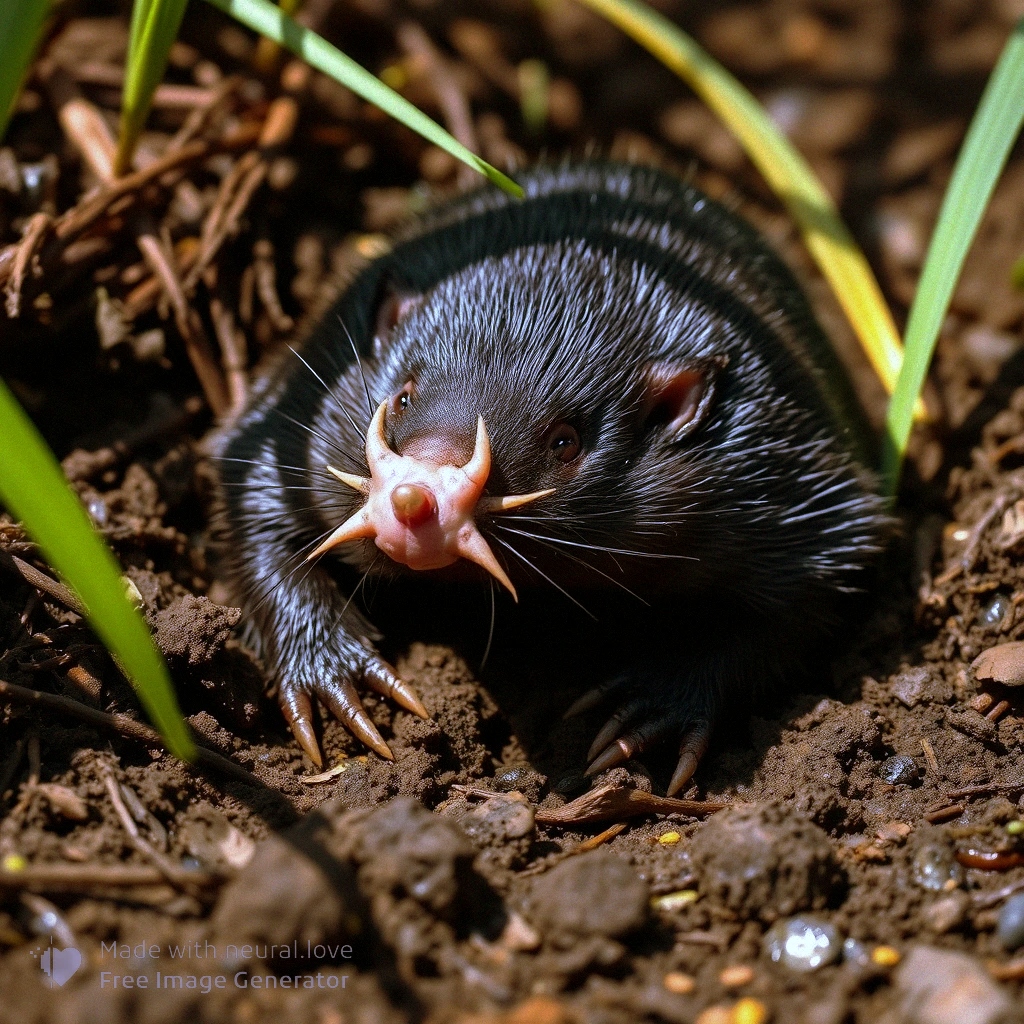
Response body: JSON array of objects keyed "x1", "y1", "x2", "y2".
[{"x1": 390, "y1": 483, "x2": 436, "y2": 527}]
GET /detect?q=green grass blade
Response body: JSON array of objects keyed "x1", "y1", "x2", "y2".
[
  {"x1": 115, "y1": 0, "x2": 190, "y2": 175},
  {"x1": 0, "y1": 0, "x2": 51, "y2": 142},
  {"x1": 574, "y1": 0, "x2": 912, "y2": 414},
  {"x1": 0, "y1": 379, "x2": 195, "y2": 760},
  {"x1": 882, "y1": 18, "x2": 1024, "y2": 492},
  {"x1": 201, "y1": 0, "x2": 522, "y2": 196}
]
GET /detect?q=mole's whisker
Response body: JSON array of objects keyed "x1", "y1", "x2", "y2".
[
  {"x1": 497, "y1": 522, "x2": 697, "y2": 561},
  {"x1": 491, "y1": 535, "x2": 596, "y2": 620},
  {"x1": 480, "y1": 578, "x2": 496, "y2": 670},
  {"x1": 245, "y1": 526, "x2": 339, "y2": 616},
  {"x1": 210, "y1": 455, "x2": 334, "y2": 480},
  {"x1": 492, "y1": 523, "x2": 649, "y2": 605},
  {"x1": 288, "y1": 344, "x2": 365, "y2": 440},
  {"x1": 266, "y1": 406, "x2": 363, "y2": 469},
  {"x1": 339, "y1": 557, "x2": 377, "y2": 624},
  {"x1": 337, "y1": 315, "x2": 375, "y2": 420}
]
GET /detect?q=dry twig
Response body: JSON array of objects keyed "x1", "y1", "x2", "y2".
[{"x1": 536, "y1": 780, "x2": 729, "y2": 827}]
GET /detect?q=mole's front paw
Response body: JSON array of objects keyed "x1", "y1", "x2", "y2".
[
  {"x1": 566, "y1": 675, "x2": 717, "y2": 796},
  {"x1": 278, "y1": 644, "x2": 428, "y2": 767}
]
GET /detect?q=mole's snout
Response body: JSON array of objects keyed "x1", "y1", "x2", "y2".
[
  {"x1": 390, "y1": 483, "x2": 436, "y2": 527},
  {"x1": 307, "y1": 401, "x2": 553, "y2": 599}
]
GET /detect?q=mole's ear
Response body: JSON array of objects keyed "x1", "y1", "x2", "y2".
[
  {"x1": 373, "y1": 283, "x2": 422, "y2": 355},
  {"x1": 642, "y1": 355, "x2": 728, "y2": 439}
]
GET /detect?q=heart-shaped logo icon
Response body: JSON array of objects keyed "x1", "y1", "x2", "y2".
[{"x1": 41, "y1": 945, "x2": 82, "y2": 987}]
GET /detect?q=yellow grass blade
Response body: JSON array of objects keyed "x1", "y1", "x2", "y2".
[{"x1": 575, "y1": 0, "x2": 920, "y2": 418}]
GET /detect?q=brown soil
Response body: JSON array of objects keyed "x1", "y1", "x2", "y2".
[{"x1": 2, "y1": 1, "x2": 1024, "y2": 1022}]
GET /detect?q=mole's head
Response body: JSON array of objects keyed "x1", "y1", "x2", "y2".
[{"x1": 311, "y1": 242, "x2": 725, "y2": 595}]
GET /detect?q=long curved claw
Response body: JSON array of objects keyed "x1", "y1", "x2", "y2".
[
  {"x1": 585, "y1": 738, "x2": 630, "y2": 776},
  {"x1": 280, "y1": 687, "x2": 322, "y2": 767},
  {"x1": 667, "y1": 723, "x2": 711, "y2": 796},
  {"x1": 585, "y1": 705, "x2": 688, "y2": 778},
  {"x1": 586, "y1": 714, "x2": 626, "y2": 764},
  {"x1": 563, "y1": 678, "x2": 626, "y2": 720},
  {"x1": 364, "y1": 659, "x2": 430, "y2": 720},
  {"x1": 321, "y1": 678, "x2": 394, "y2": 760}
]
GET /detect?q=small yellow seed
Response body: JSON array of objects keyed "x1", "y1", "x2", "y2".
[
  {"x1": 662, "y1": 971, "x2": 696, "y2": 995},
  {"x1": 1, "y1": 854, "x2": 26, "y2": 872},
  {"x1": 719, "y1": 964, "x2": 754, "y2": 987},
  {"x1": 658, "y1": 831, "x2": 682, "y2": 845},
  {"x1": 733, "y1": 997, "x2": 770, "y2": 1024},
  {"x1": 379, "y1": 64, "x2": 407, "y2": 91},
  {"x1": 871, "y1": 945, "x2": 901, "y2": 967},
  {"x1": 651, "y1": 889, "x2": 699, "y2": 911}
]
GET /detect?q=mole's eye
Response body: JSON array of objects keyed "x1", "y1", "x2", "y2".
[
  {"x1": 391, "y1": 381, "x2": 414, "y2": 415},
  {"x1": 546, "y1": 422, "x2": 581, "y2": 464}
]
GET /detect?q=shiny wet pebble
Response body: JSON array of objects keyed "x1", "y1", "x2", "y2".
[
  {"x1": 911, "y1": 842, "x2": 964, "y2": 891},
  {"x1": 879, "y1": 755, "x2": 919, "y2": 785},
  {"x1": 997, "y1": 892, "x2": 1024, "y2": 951},
  {"x1": 494, "y1": 767, "x2": 528, "y2": 791},
  {"x1": 980, "y1": 593, "x2": 1011, "y2": 627},
  {"x1": 764, "y1": 916, "x2": 841, "y2": 971}
]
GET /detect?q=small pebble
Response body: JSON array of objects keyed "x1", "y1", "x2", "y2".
[
  {"x1": 871, "y1": 945, "x2": 901, "y2": 967},
  {"x1": 911, "y1": 842, "x2": 964, "y2": 891},
  {"x1": 879, "y1": 756, "x2": 920, "y2": 785},
  {"x1": 719, "y1": 964, "x2": 754, "y2": 987},
  {"x1": 842, "y1": 937, "x2": 871, "y2": 968},
  {"x1": 662, "y1": 970, "x2": 696, "y2": 995},
  {"x1": 980, "y1": 593, "x2": 1011, "y2": 627},
  {"x1": 658, "y1": 831, "x2": 681, "y2": 845},
  {"x1": 35, "y1": 783, "x2": 89, "y2": 821},
  {"x1": 651, "y1": 889, "x2": 699, "y2": 911},
  {"x1": 552, "y1": 772, "x2": 587, "y2": 795},
  {"x1": 764, "y1": 916, "x2": 841, "y2": 971},
  {"x1": 87, "y1": 497, "x2": 108, "y2": 526},
  {"x1": 997, "y1": 892, "x2": 1024, "y2": 951},
  {"x1": 494, "y1": 767, "x2": 528, "y2": 791},
  {"x1": 923, "y1": 891, "x2": 970, "y2": 934},
  {"x1": 695, "y1": 1007, "x2": 732, "y2": 1024},
  {"x1": 733, "y1": 998, "x2": 770, "y2": 1024}
]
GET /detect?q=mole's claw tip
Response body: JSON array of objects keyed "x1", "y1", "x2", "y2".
[
  {"x1": 667, "y1": 753, "x2": 698, "y2": 796},
  {"x1": 364, "y1": 662, "x2": 430, "y2": 719},
  {"x1": 563, "y1": 687, "x2": 605, "y2": 720},
  {"x1": 345, "y1": 707, "x2": 393, "y2": 761},
  {"x1": 586, "y1": 716, "x2": 624, "y2": 764},
  {"x1": 584, "y1": 739, "x2": 630, "y2": 777},
  {"x1": 290, "y1": 718, "x2": 323, "y2": 767},
  {"x1": 667, "y1": 724, "x2": 712, "y2": 796},
  {"x1": 396, "y1": 682, "x2": 430, "y2": 720}
]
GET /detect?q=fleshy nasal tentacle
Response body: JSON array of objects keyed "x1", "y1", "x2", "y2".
[
  {"x1": 307, "y1": 507, "x2": 376, "y2": 561},
  {"x1": 326, "y1": 465, "x2": 370, "y2": 493},
  {"x1": 311, "y1": 402, "x2": 555, "y2": 598},
  {"x1": 457, "y1": 525, "x2": 519, "y2": 601},
  {"x1": 366, "y1": 400, "x2": 394, "y2": 473},
  {"x1": 463, "y1": 415, "x2": 491, "y2": 488}
]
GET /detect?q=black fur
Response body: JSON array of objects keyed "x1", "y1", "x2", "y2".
[{"x1": 212, "y1": 162, "x2": 889, "y2": 775}]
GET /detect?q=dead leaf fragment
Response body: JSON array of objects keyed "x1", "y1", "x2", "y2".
[{"x1": 972, "y1": 642, "x2": 1024, "y2": 686}]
